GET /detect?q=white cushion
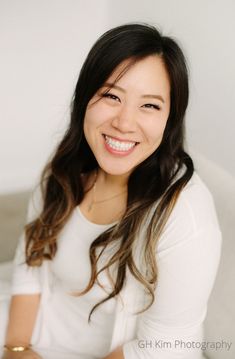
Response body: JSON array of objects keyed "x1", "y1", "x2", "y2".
[{"x1": 191, "y1": 150, "x2": 235, "y2": 359}]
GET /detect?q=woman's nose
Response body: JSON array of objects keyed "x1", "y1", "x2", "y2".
[{"x1": 111, "y1": 104, "x2": 137, "y2": 133}]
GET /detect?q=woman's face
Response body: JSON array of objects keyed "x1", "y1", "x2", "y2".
[{"x1": 83, "y1": 55, "x2": 171, "y2": 176}]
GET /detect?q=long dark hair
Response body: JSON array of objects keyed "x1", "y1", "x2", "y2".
[{"x1": 25, "y1": 23, "x2": 194, "y2": 322}]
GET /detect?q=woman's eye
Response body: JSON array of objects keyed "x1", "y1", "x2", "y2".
[
  {"x1": 143, "y1": 103, "x2": 161, "y2": 110},
  {"x1": 102, "y1": 93, "x2": 120, "y2": 102}
]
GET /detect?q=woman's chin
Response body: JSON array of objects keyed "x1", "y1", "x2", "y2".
[{"x1": 97, "y1": 161, "x2": 134, "y2": 177}]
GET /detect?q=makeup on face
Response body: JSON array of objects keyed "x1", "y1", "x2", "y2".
[{"x1": 83, "y1": 55, "x2": 170, "y2": 177}]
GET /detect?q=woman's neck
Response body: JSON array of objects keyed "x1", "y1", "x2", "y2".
[{"x1": 96, "y1": 168, "x2": 129, "y2": 192}]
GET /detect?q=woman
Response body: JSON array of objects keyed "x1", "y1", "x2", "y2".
[{"x1": 0, "y1": 23, "x2": 222, "y2": 359}]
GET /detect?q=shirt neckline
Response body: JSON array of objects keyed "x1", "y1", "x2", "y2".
[{"x1": 76, "y1": 205, "x2": 118, "y2": 228}]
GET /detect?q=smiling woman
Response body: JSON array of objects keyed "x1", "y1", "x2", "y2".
[{"x1": 0, "y1": 23, "x2": 221, "y2": 359}]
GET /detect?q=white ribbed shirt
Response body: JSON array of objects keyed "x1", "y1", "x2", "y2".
[{"x1": 0, "y1": 171, "x2": 222, "y2": 359}]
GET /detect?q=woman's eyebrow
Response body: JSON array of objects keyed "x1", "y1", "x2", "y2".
[
  {"x1": 103, "y1": 82, "x2": 165, "y2": 103},
  {"x1": 103, "y1": 83, "x2": 125, "y2": 92},
  {"x1": 142, "y1": 94, "x2": 165, "y2": 103}
]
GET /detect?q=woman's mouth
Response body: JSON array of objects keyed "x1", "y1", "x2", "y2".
[{"x1": 103, "y1": 134, "x2": 139, "y2": 155}]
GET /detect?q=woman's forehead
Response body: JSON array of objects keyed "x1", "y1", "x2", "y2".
[{"x1": 104, "y1": 55, "x2": 170, "y2": 99}]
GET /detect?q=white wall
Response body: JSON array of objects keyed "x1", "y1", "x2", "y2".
[
  {"x1": 0, "y1": 0, "x2": 234, "y2": 194},
  {"x1": 0, "y1": 0, "x2": 110, "y2": 193},
  {"x1": 106, "y1": 0, "x2": 235, "y2": 177}
]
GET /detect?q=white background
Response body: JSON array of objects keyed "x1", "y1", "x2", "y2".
[{"x1": 0, "y1": 0, "x2": 234, "y2": 193}]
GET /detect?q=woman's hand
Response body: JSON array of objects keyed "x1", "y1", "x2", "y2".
[{"x1": 1, "y1": 348, "x2": 43, "y2": 359}]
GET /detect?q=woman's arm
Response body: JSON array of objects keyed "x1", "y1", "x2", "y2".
[
  {"x1": 5, "y1": 185, "x2": 43, "y2": 347},
  {"x1": 1, "y1": 188, "x2": 43, "y2": 359},
  {"x1": 103, "y1": 346, "x2": 125, "y2": 359},
  {"x1": 5, "y1": 294, "x2": 41, "y2": 347},
  {"x1": 121, "y1": 195, "x2": 222, "y2": 359}
]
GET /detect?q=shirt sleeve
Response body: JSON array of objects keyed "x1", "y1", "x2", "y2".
[
  {"x1": 123, "y1": 182, "x2": 222, "y2": 359},
  {"x1": 11, "y1": 184, "x2": 44, "y2": 295}
]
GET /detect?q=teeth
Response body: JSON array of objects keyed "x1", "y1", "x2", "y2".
[{"x1": 104, "y1": 135, "x2": 136, "y2": 151}]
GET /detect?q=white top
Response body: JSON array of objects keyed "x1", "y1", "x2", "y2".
[
  {"x1": 11, "y1": 205, "x2": 117, "y2": 358},
  {"x1": 2, "y1": 171, "x2": 222, "y2": 359}
]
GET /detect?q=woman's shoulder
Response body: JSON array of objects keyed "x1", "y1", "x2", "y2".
[
  {"x1": 178, "y1": 170, "x2": 220, "y2": 230},
  {"x1": 152, "y1": 172, "x2": 222, "y2": 260},
  {"x1": 155, "y1": 170, "x2": 222, "y2": 253},
  {"x1": 26, "y1": 182, "x2": 44, "y2": 223}
]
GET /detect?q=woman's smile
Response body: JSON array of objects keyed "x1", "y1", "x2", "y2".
[{"x1": 103, "y1": 134, "x2": 139, "y2": 156}]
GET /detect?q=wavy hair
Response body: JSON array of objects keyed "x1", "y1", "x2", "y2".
[{"x1": 25, "y1": 23, "x2": 194, "y2": 322}]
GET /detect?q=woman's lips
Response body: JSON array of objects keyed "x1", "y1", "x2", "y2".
[
  {"x1": 103, "y1": 134, "x2": 139, "y2": 156},
  {"x1": 103, "y1": 134, "x2": 137, "y2": 144}
]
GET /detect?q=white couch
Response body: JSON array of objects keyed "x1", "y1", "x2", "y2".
[
  {"x1": 191, "y1": 151, "x2": 235, "y2": 359},
  {"x1": 0, "y1": 151, "x2": 234, "y2": 359}
]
